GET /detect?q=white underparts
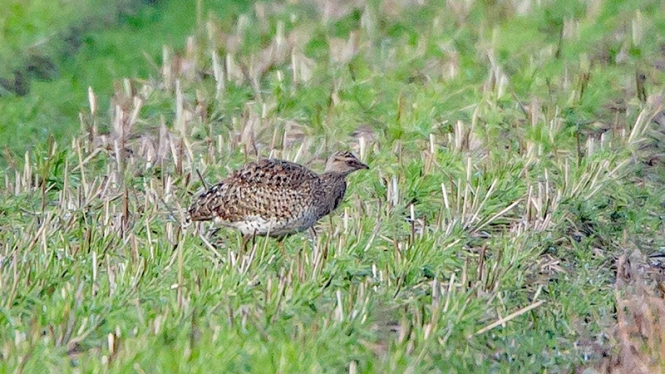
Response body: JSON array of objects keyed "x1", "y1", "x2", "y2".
[{"x1": 214, "y1": 214, "x2": 318, "y2": 237}]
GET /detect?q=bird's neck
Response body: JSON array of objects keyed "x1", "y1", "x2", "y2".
[
  {"x1": 320, "y1": 172, "x2": 348, "y2": 188},
  {"x1": 320, "y1": 173, "x2": 348, "y2": 212}
]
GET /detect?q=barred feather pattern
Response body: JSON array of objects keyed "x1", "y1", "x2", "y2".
[{"x1": 186, "y1": 152, "x2": 367, "y2": 238}]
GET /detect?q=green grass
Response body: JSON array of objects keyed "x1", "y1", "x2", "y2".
[
  {"x1": 0, "y1": 0, "x2": 251, "y2": 156},
  {"x1": 2, "y1": 0, "x2": 665, "y2": 372}
]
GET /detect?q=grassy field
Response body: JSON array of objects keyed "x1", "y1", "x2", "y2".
[
  {"x1": 2, "y1": 0, "x2": 665, "y2": 372},
  {"x1": 0, "y1": 0, "x2": 250, "y2": 156}
]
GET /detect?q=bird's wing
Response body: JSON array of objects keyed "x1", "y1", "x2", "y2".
[
  {"x1": 187, "y1": 159, "x2": 318, "y2": 223},
  {"x1": 233, "y1": 159, "x2": 318, "y2": 189}
]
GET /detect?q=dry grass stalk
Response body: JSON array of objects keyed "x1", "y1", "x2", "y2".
[{"x1": 591, "y1": 251, "x2": 665, "y2": 373}]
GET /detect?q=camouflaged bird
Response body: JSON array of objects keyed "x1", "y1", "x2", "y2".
[{"x1": 186, "y1": 151, "x2": 369, "y2": 248}]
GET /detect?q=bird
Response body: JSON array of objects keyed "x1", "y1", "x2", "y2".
[{"x1": 186, "y1": 151, "x2": 369, "y2": 250}]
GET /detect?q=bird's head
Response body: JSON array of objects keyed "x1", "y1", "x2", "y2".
[{"x1": 324, "y1": 151, "x2": 369, "y2": 175}]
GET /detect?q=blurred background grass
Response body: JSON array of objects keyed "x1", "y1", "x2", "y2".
[
  {"x1": 2, "y1": 0, "x2": 665, "y2": 372},
  {"x1": 0, "y1": 0, "x2": 250, "y2": 156}
]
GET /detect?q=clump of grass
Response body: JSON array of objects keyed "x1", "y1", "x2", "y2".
[
  {"x1": 2, "y1": 0, "x2": 665, "y2": 372},
  {"x1": 592, "y1": 251, "x2": 665, "y2": 373}
]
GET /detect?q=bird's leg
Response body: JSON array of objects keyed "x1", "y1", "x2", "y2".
[
  {"x1": 241, "y1": 231, "x2": 258, "y2": 253},
  {"x1": 206, "y1": 226, "x2": 220, "y2": 238},
  {"x1": 206, "y1": 226, "x2": 224, "y2": 249},
  {"x1": 277, "y1": 237, "x2": 287, "y2": 257},
  {"x1": 308, "y1": 227, "x2": 318, "y2": 241},
  {"x1": 241, "y1": 235, "x2": 250, "y2": 253},
  {"x1": 309, "y1": 227, "x2": 319, "y2": 247}
]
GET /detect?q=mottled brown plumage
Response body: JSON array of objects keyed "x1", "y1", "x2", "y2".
[{"x1": 186, "y1": 151, "x2": 368, "y2": 246}]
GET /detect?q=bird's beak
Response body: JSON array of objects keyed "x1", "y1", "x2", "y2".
[{"x1": 358, "y1": 161, "x2": 369, "y2": 170}]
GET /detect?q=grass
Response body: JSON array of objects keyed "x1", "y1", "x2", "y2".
[
  {"x1": 0, "y1": 0, "x2": 251, "y2": 156},
  {"x1": 2, "y1": 0, "x2": 665, "y2": 372}
]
